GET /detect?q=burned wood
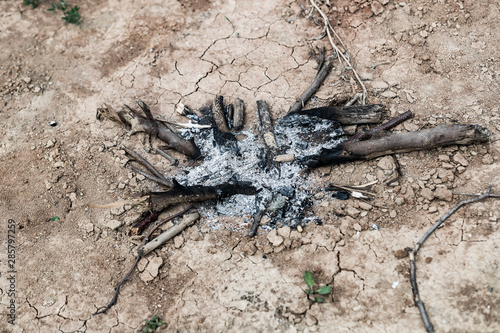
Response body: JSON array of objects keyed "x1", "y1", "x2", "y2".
[
  {"x1": 409, "y1": 184, "x2": 499, "y2": 333},
  {"x1": 226, "y1": 103, "x2": 234, "y2": 129},
  {"x1": 233, "y1": 98, "x2": 245, "y2": 130},
  {"x1": 248, "y1": 210, "x2": 265, "y2": 237},
  {"x1": 138, "y1": 212, "x2": 200, "y2": 256},
  {"x1": 209, "y1": 96, "x2": 239, "y2": 153},
  {"x1": 248, "y1": 193, "x2": 290, "y2": 237},
  {"x1": 302, "y1": 124, "x2": 490, "y2": 168},
  {"x1": 288, "y1": 47, "x2": 334, "y2": 114},
  {"x1": 175, "y1": 102, "x2": 200, "y2": 122},
  {"x1": 343, "y1": 110, "x2": 413, "y2": 144},
  {"x1": 93, "y1": 205, "x2": 193, "y2": 316},
  {"x1": 325, "y1": 184, "x2": 375, "y2": 199},
  {"x1": 257, "y1": 100, "x2": 279, "y2": 167},
  {"x1": 283, "y1": 104, "x2": 384, "y2": 126},
  {"x1": 97, "y1": 101, "x2": 201, "y2": 159},
  {"x1": 130, "y1": 210, "x2": 160, "y2": 236},
  {"x1": 212, "y1": 95, "x2": 231, "y2": 133},
  {"x1": 147, "y1": 179, "x2": 257, "y2": 212}
]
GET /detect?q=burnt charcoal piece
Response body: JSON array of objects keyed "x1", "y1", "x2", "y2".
[
  {"x1": 233, "y1": 98, "x2": 245, "y2": 130},
  {"x1": 226, "y1": 104, "x2": 234, "y2": 129},
  {"x1": 300, "y1": 147, "x2": 361, "y2": 168},
  {"x1": 213, "y1": 95, "x2": 231, "y2": 133},
  {"x1": 209, "y1": 97, "x2": 239, "y2": 154},
  {"x1": 334, "y1": 191, "x2": 350, "y2": 200},
  {"x1": 282, "y1": 104, "x2": 383, "y2": 125},
  {"x1": 148, "y1": 179, "x2": 257, "y2": 212}
]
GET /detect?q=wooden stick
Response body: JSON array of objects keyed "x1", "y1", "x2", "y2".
[
  {"x1": 409, "y1": 184, "x2": 499, "y2": 333},
  {"x1": 156, "y1": 148, "x2": 178, "y2": 166},
  {"x1": 343, "y1": 110, "x2": 413, "y2": 144},
  {"x1": 129, "y1": 210, "x2": 160, "y2": 236},
  {"x1": 138, "y1": 212, "x2": 200, "y2": 256},
  {"x1": 93, "y1": 205, "x2": 193, "y2": 316},
  {"x1": 123, "y1": 146, "x2": 168, "y2": 183},
  {"x1": 98, "y1": 101, "x2": 201, "y2": 159},
  {"x1": 128, "y1": 165, "x2": 172, "y2": 188},
  {"x1": 288, "y1": 48, "x2": 334, "y2": 114},
  {"x1": 257, "y1": 100, "x2": 278, "y2": 150},
  {"x1": 302, "y1": 124, "x2": 490, "y2": 168},
  {"x1": 147, "y1": 179, "x2": 257, "y2": 212}
]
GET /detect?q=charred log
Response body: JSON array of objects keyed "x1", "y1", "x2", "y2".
[
  {"x1": 282, "y1": 104, "x2": 383, "y2": 126},
  {"x1": 302, "y1": 124, "x2": 490, "y2": 168},
  {"x1": 147, "y1": 179, "x2": 257, "y2": 212},
  {"x1": 233, "y1": 98, "x2": 245, "y2": 130}
]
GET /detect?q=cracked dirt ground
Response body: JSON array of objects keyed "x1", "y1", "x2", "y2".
[{"x1": 0, "y1": 0, "x2": 499, "y2": 332}]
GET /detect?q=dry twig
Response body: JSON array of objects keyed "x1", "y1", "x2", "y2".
[
  {"x1": 139, "y1": 212, "x2": 200, "y2": 256},
  {"x1": 343, "y1": 110, "x2": 413, "y2": 145},
  {"x1": 309, "y1": 0, "x2": 368, "y2": 104},
  {"x1": 288, "y1": 47, "x2": 334, "y2": 114},
  {"x1": 409, "y1": 184, "x2": 499, "y2": 332},
  {"x1": 93, "y1": 205, "x2": 193, "y2": 316}
]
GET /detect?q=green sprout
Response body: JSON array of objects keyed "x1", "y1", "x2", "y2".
[
  {"x1": 304, "y1": 271, "x2": 331, "y2": 303},
  {"x1": 61, "y1": 5, "x2": 80, "y2": 25},
  {"x1": 22, "y1": 0, "x2": 40, "y2": 9},
  {"x1": 48, "y1": 0, "x2": 81, "y2": 25},
  {"x1": 48, "y1": 0, "x2": 69, "y2": 11},
  {"x1": 143, "y1": 315, "x2": 166, "y2": 333}
]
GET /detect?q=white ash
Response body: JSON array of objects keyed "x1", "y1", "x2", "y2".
[{"x1": 175, "y1": 117, "x2": 345, "y2": 226}]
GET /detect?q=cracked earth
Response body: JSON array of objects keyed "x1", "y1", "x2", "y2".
[{"x1": 1, "y1": 0, "x2": 500, "y2": 332}]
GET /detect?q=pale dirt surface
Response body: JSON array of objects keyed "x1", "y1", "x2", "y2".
[{"x1": 0, "y1": 0, "x2": 499, "y2": 332}]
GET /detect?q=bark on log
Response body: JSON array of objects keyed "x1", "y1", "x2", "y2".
[
  {"x1": 283, "y1": 104, "x2": 383, "y2": 125},
  {"x1": 302, "y1": 124, "x2": 490, "y2": 168}
]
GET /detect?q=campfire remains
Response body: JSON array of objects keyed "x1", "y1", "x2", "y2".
[{"x1": 93, "y1": 93, "x2": 490, "y2": 319}]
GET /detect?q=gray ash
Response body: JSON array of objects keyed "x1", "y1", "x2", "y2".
[{"x1": 174, "y1": 108, "x2": 345, "y2": 230}]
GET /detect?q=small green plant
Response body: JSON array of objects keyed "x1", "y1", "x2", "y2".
[
  {"x1": 48, "y1": 0, "x2": 69, "y2": 11},
  {"x1": 143, "y1": 315, "x2": 165, "y2": 333},
  {"x1": 22, "y1": 0, "x2": 40, "y2": 9},
  {"x1": 48, "y1": 0, "x2": 81, "y2": 25},
  {"x1": 303, "y1": 271, "x2": 331, "y2": 303}
]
